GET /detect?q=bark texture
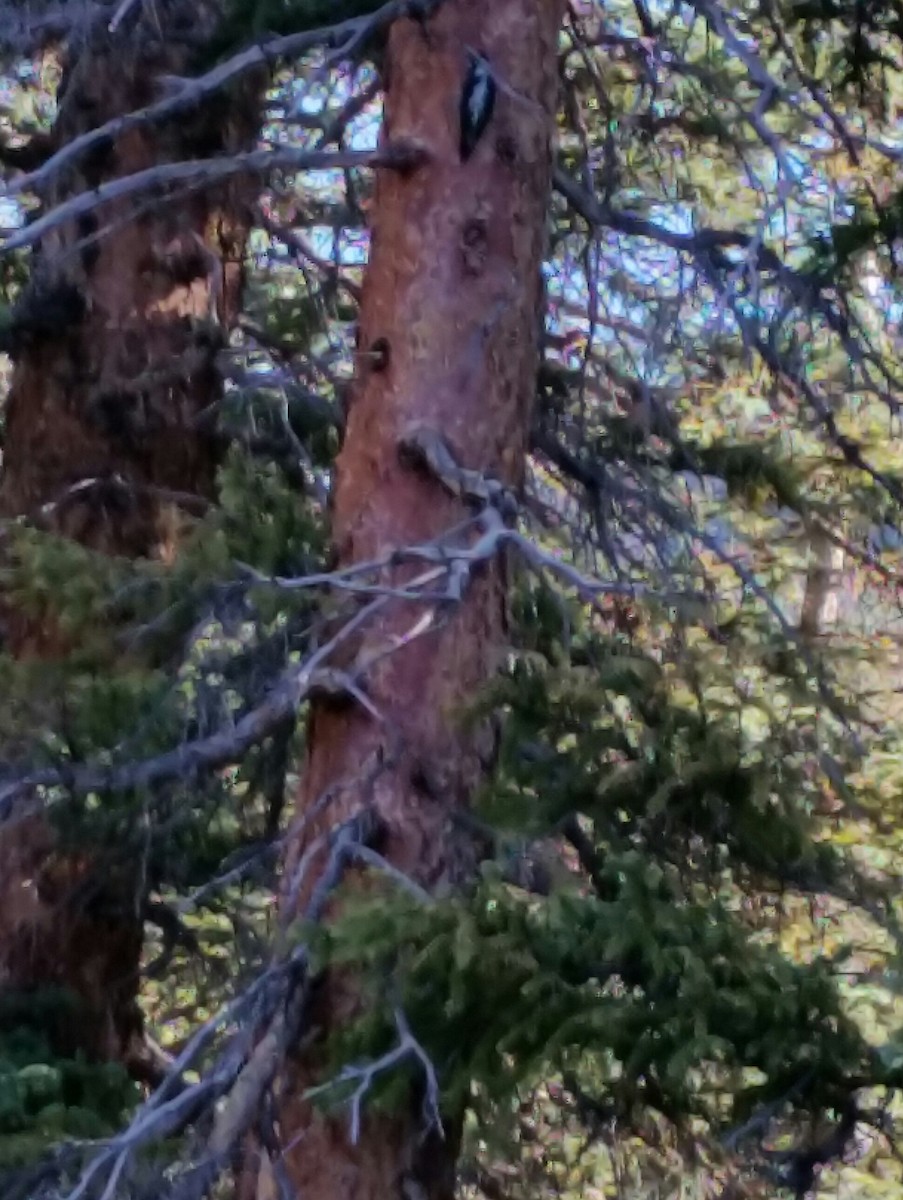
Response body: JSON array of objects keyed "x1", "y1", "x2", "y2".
[
  {"x1": 266, "y1": 3, "x2": 564, "y2": 1197},
  {"x1": 0, "y1": 2, "x2": 261, "y2": 1070}
]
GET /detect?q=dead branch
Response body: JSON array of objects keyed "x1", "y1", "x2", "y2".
[
  {"x1": 2, "y1": 0, "x2": 442, "y2": 201},
  {"x1": 56, "y1": 806, "x2": 389, "y2": 1200},
  {"x1": 2, "y1": 147, "x2": 407, "y2": 255},
  {"x1": 304, "y1": 1004, "x2": 443, "y2": 1146}
]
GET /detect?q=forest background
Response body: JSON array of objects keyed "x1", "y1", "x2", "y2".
[{"x1": 2, "y1": 1, "x2": 903, "y2": 1198}]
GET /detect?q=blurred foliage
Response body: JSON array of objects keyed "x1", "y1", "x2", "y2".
[
  {"x1": 0, "y1": 989, "x2": 138, "y2": 1169},
  {"x1": 203, "y1": 0, "x2": 390, "y2": 66}
]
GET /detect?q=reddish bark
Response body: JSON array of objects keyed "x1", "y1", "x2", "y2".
[
  {"x1": 264, "y1": 3, "x2": 564, "y2": 1197},
  {"x1": 0, "y1": 8, "x2": 262, "y2": 1069}
]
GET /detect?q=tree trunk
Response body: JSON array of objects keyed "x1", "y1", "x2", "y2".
[
  {"x1": 0, "y1": 5, "x2": 261, "y2": 1073},
  {"x1": 799, "y1": 527, "x2": 847, "y2": 641},
  {"x1": 264, "y1": 3, "x2": 563, "y2": 1197}
]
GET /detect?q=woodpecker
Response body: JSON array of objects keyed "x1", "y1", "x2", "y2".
[{"x1": 459, "y1": 52, "x2": 497, "y2": 162}]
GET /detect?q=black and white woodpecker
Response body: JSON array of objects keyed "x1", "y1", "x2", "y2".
[{"x1": 459, "y1": 51, "x2": 497, "y2": 162}]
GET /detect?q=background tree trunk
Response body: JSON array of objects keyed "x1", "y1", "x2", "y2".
[
  {"x1": 0, "y1": 4, "x2": 262, "y2": 1074},
  {"x1": 799, "y1": 526, "x2": 847, "y2": 641},
  {"x1": 263, "y1": 3, "x2": 563, "y2": 1197}
]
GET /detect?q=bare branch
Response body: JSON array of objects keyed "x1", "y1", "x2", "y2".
[
  {"x1": 1, "y1": 145, "x2": 423, "y2": 254},
  {"x1": 2, "y1": 0, "x2": 437, "y2": 200},
  {"x1": 57, "y1": 805, "x2": 388, "y2": 1200},
  {"x1": 0, "y1": 590, "x2": 388, "y2": 815},
  {"x1": 0, "y1": 489, "x2": 692, "y2": 827},
  {"x1": 304, "y1": 1004, "x2": 443, "y2": 1146}
]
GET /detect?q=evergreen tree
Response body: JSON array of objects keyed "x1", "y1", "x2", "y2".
[
  {"x1": 1, "y1": 1, "x2": 903, "y2": 1198},
  {"x1": 0, "y1": 0, "x2": 263, "y2": 1111}
]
